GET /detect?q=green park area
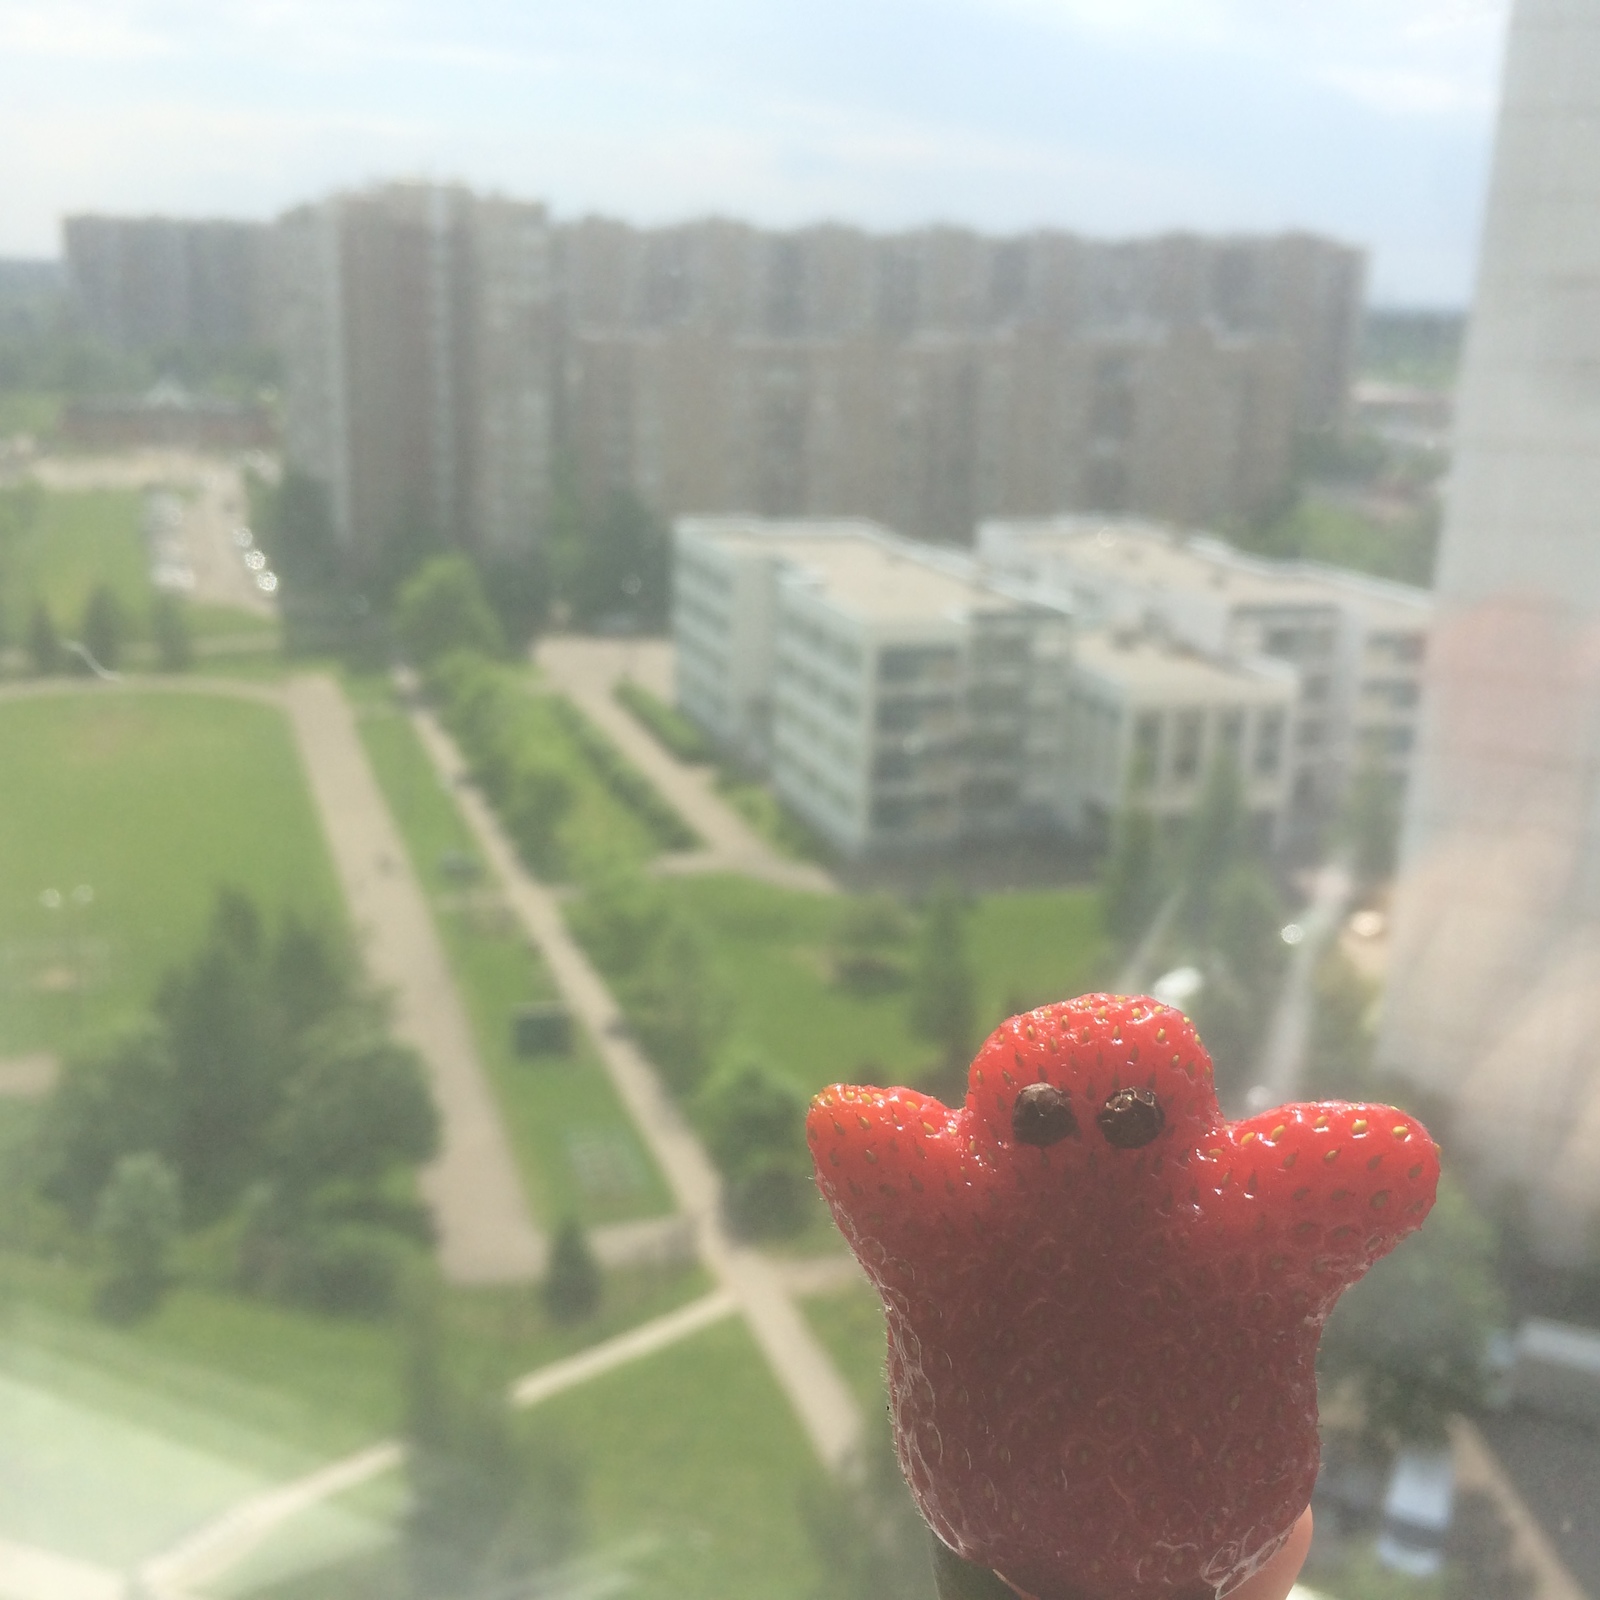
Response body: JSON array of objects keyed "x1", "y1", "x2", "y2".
[
  {"x1": 0, "y1": 691, "x2": 341, "y2": 1058},
  {"x1": 1, "y1": 483, "x2": 279, "y2": 656},
  {"x1": 350, "y1": 678, "x2": 675, "y2": 1229}
]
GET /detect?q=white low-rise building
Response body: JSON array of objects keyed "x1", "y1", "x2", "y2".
[
  {"x1": 675, "y1": 515, "x2": 1314, "y2": 857},
  {"x1": 978, "y1": 516, "x2": 1431, "y2": 832},
  {"x1": 1062, "y1": 629, "x2": 1297, "y2": 848},
  {"x1": 675, "y1": 516, "x2": 1067, "y2": 855}
]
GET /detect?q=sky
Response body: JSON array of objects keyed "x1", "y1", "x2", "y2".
[{"x1": 0, "y1": 0, "x2": 1511, "y2": 305}]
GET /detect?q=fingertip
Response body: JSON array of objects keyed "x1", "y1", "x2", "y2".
[{"x1": 1226, "y1": 1508, "x2": 1314, "y2": 1600}]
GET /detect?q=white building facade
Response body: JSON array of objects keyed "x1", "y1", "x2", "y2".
[
  {"x1": 977, "y1": 517, "x2": 1432, "y2": 834},
  {"x1": 674, "y1": 516, "x2": 1310, "y2": 857}
]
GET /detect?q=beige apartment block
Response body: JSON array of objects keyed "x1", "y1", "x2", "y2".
[{"x1": 275, "y1": 183, "x2": 554, "y2": 569}]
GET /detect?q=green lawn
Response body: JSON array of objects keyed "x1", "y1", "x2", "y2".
[
  {"x1": 803, "y1": 1283, "x2": 890, "y2": 1414},
  {"x1": 0, "y1": 390, "x2": 62, "y2": 438},
  {"x1": 351, "y1": 681, "x2": 674, "y2": 1228},
  {"x1": 633, "y1": 874, "x2": 1114, "y2": 1098},
  {"x1": 0, "y1": 486, "x2": 276, "y2": 650},
  {"x1": 5, "y1": 488, "x2": 148, "y2": 640},
  {"x1": 0, "y1": 690, "x2": 343, "y2": 1058},
  {"x1": 534, "y1": 1316, "x2": 827, "y2": 1600},
  {"x1": 246, "y1": 1317, "x2": 828, "y2": 1600}
]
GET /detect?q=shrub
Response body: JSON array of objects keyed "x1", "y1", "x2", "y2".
[
  {"x1": 698, "y1": 1058, "x2": 812, "y2": 1240},
  {"x1": 81, "y1": 583, "x2": 126, "y2": 672},
  {"x1": 151, "y1": 593, "x2": 192, "y2": 671},
  {"x1": 396, "y1": 555, "x2": 505, "y2": 667},
  {"x1": 547, "y1": 696, "x2": 698, "y2": 851},
  {"x1": 615, "y1": 679, "x2": 714, "y2": 762},
  {"x1": 543, "y1": 1218, "x2": 602, "y2": 1323},
  {"x1": 94, "y1": 1151, "x2": 180, "y2": 1322}
]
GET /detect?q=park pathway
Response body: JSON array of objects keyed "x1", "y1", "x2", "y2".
[
  {"x1": 535, "y1": 637, "x2": 835, "y2": 894},
  {"x1": 281, "y1": 674, "x2": 544, "y2": 1286},
  {"x1": 135, "y1": 1290, "x2": 739, "y2": 1600},
  {"x1": 409, "y1": 704, "x2": 864, "y2": 1473}
]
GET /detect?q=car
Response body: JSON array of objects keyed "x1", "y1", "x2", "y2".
[{"x1": 1375, "y1": 1446, "x2": 1455, "y2": 1578}]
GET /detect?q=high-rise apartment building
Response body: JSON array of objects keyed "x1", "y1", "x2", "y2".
[
  {"x1": 63, "y1": 215, "x2": 272, "y2": 348},
  {"x1": 561, "y1": 224, "x2": 1364, "y2": 543},
  {"x1": 1379, "y1": 0, "x2": 1600, "y2": 1259},
  {"x1": 275, "y1": 184, "x2": 554, "y2": 569},
  {"x1": 270, "y1": 184, "x2": 1360, "y2": 573}
]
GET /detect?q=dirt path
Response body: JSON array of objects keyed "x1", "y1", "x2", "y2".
[
  {"x1": 281, "y1": 675, "x2": 544, "y2": 1285},
  {"x1": 536, "y1": 637, "x2": 836, "y2": 894}
]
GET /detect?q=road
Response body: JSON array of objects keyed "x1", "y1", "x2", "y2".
[
  {"x1": 282, "y1": 674, "x2": 544, "y2": 1286},
  {"x1": 409, "y1": 704, "x2": 865, "y2": 1472},
  {"x1": 1251, "y1": 858, "x2": 1355, "y2": 1108},
  {"x1": 536, "y1": 637, "x2": 836, "y2": 894}
]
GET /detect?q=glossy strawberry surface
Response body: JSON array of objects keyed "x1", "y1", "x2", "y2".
[{"x1": 808, "y1": 995, "x2": 1439, "y2": 1600}]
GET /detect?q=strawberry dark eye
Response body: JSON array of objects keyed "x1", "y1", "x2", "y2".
[
  {"x1": 1097, "y1": 1088, "x2": 1165, "y2": 1149},
  {"x1": 1012, "y1": 1083, "x2": 1078, "y2": 1147}
]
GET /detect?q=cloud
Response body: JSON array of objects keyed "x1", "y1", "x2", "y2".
[{"x1": 973, "y1": 0, "x2": 1509, "y2": 120}]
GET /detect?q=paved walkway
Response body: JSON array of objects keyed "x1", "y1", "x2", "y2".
[
  {"x1": 137, "y1": 1290, "x2": 739, "y2": 1600},
  {"x1": 410, "y1": 706, "x2": 864, "y2": 1472},
  {"x1": 282, "y1": 675, "x2": 543, "y2": 1286},
  {"x1": 0, "y1": 1540, "x2": 122, "y2": 1600},
  {"x1": 536, "y1": 637, "x2": 835, "y2": 894}
]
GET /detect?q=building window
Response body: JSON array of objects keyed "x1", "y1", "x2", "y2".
[
  {"x1": 1218, "y1": 709, "x2": 1245, "y2": 767},
  {"x1": 1254, "y1": 710, "x2": 1284, "y2": 777},
  {"x1": 1133, "y1": 712, "x2": 1161, "y2": 790},
  {"x1": 1172, "y1": 711, "x2": 1204, "y2": 783}
]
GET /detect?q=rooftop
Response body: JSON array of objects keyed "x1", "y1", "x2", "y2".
[
  {"x1": 981, "y1": 516, "x2": 1432, "y2": 629},
  {"x1": 1073, "y1": 626, "x2": 1296, "y2": 703},
  {"x1": 678, "y1": 515, "x2": 1024, "y2": 624}
]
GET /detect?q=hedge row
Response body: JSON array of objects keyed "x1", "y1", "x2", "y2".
[
  {"x1": 547, "y1": 694, "x2": 700, "y2": 852},
  {"x1": 426, "y1": 651, "x2": 697, "y2": 875},
  {"x1": 614, "y1": 680, "x2": 715, "y2": 764}
]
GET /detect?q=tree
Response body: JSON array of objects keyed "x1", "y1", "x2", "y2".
[
  {"x1": 909, "y1": 883, "x2": 977, "y2": 1071},
  {"x1": 1102, "y1": 802, "x2": 1164, "y2": 944},
  {"x1": 1190, "y1": 862, "x2": 1285, "y2": 1094},
  {"x1": 553, "y1": 483, "x2": 672, "y2": 629},
  {"x1": 831, "y1": 894, "x2": 913, "y2": 994},
  {"x1": 1320, "y1": 1173, "x2": 1506, "y2": 1446},
  {"x1": 38, "y1": 1024, "x2": 178, "y2": 1224},
  {"x1": 267, "y1": 1023, "x2": 439, "y2": 1195},
  {"x1": 265, "y1": 469, "x2": 339, "y2": 586},
  {"x1": 1180, "y1": 754, "x2": 1252, "y2": 930},
  {"x1": 81, "y1": 583, "x2": 125, "y2": 672},
  {"x1": 543, "y1": 1217, "x2": 602, "y2": 1324},
  {"x1": 505, "y1": 759, "x2": 574, "y2": 876},
  {"x1": 802, "y1": 1416, "x2": 932, "y2": 1600},
  {"x1": 395, "y1": 555, "x2": 504, "y2": 668},
  {"x1": 27, "y1": 601, "x2": 60, "y2": 675},
  {"x1": 1344, "y1": 758, "x2": 1404, "y2": 889},
  {"x1": 151, "y1": 592, "x2": 192, "y2": 671},
  {"x1": 156, "y1": 892, "x2": 284, "y2": 1219},
  {"x1": 94, "y1": 1151, "x2": 180, "y2": 1321},
  {"x1": 480, "y1": 545, "x2": 551, "y2": 650},
  {"x1": 623, "y1": 913, "x2": 731, "y2": 1095},
  {"x1": 404, "y1": 1301, "x2": 586, "y2": 1596},
  {"x1": 698, "y1": 1058, "x2": 812, "y2": 1239}
]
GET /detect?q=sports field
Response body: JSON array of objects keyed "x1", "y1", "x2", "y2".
[{"x1": 0, "y1": 689, "x2": 343, "y2": 1058}]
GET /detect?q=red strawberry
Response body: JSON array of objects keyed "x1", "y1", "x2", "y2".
[{"x1": 808, "y1": 994, "x2": 1438, "y2": 1600}]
